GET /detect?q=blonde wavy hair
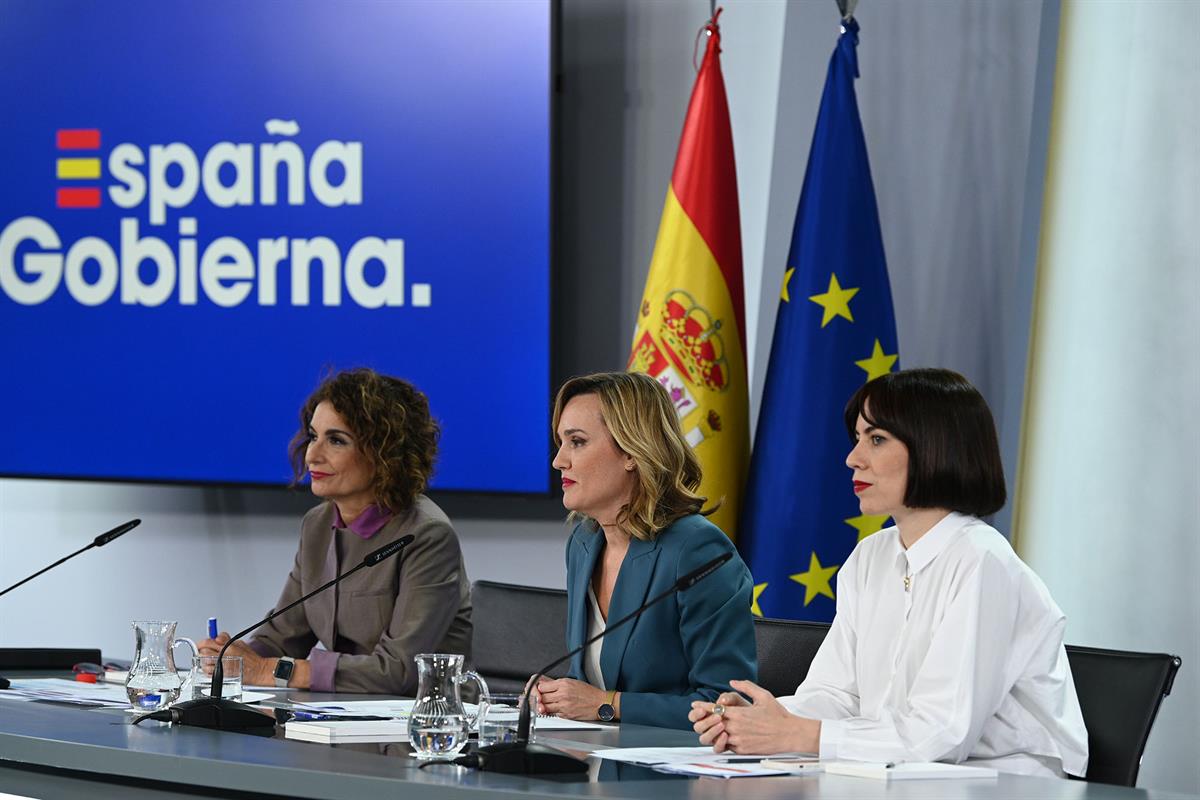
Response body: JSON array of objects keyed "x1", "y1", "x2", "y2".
[{"x1": 551, "y1": 372, "x2": 711, "y2": 541}]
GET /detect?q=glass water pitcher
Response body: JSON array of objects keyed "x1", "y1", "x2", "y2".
[
  {"x1": 407, "y1": 653, "x2": 490, "y2": 759},
  {"x1": 126, "y1": 620, "x2": 196, "y2": 712}
]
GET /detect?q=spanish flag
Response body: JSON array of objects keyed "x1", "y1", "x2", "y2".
[{"x1": 627, "y1": 9, "x2": 748, "y2": 540}]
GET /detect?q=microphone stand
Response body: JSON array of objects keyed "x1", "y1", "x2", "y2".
[
  {"x1": 466, "y1": 551, "x2": 733, "y2": 775},
  {"x1": 133, "y1": 534, "x2": 415, "y2": 734},
  {"x1": 0, "y1": 519, "x2": 141, "y2": 690}
]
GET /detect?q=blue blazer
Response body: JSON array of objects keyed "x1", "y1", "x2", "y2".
[{"x1": 565, "y1": 514, "x2": 757, "y2": 730}]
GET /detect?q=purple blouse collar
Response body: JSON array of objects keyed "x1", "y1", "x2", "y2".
[{"x1": 331, "y1": 503, "x2": 394, "y2": 540}]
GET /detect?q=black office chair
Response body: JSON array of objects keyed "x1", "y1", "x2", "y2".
[
  {"x1": 0, "y1": 648, "x2": 102, "y2": 670},
  {"x1": 469, "y1": 580, "x2": 570, "y2": 695},
  {"x1": 1065, "y1": 645, "x2": 1181, "y2": 787},
  {"x1": 753, "y1": 617, "x2": 830, "y2": 698}
]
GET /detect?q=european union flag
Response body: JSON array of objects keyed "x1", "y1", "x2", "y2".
[{"x1": 740, "y1": 18, "x2": 899, "y2": 622}]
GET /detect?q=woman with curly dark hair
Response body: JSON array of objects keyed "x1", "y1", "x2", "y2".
[{"x1": 198, "y1": 368, "x2": 472, "y2": 694}]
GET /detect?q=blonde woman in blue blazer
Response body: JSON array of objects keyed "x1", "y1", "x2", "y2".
[{"x1": 535, "y1": 372, "x2": 757, "y2": 730}]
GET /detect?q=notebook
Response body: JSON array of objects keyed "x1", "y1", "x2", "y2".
[
  {"x1": 284, "y1": 719, "x2": 409, "y2": 744},
  {"x1": 825, "y1": 761, "x2": 998, "y2": 780}
]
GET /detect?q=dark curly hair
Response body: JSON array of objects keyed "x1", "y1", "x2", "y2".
[{"x1": 289, "y1": 369, "x2": 440, "y2": 514}]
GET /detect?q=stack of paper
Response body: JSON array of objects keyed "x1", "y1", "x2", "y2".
[{"x1": 285, "y1": 719, "x2": 410, "y2": 744}]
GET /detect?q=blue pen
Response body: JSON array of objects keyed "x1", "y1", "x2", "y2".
[{"x1": 208, "y1": 617, "x2": 218, "y2": 639}]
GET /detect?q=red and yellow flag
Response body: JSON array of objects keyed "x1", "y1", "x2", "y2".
[{"x1": 627, "y1": 10, "x2": 748, "y2": 539}]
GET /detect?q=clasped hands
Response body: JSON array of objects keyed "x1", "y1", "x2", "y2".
[
  {"x1": 689, "y1": 679, "x2": 821, "y2": 754},
  {"x1": 531, "y1": 676, "x2": 613, "y2": 721}
]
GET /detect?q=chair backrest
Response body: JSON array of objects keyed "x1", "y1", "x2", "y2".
[
  {"x1": 1065, "y1": 644, "x2": 1181, "y2": 787},
  {"x1": 753, "y1": 618, "x2": 830, "y2": 698},
  {"x1": 0, "y1": 647, "x2": 102, "y2": 670},
  {"x1": 469, "y1": 580, "x2": 570, "y2": 695}
]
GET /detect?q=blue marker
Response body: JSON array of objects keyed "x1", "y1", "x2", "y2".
[{"x1": 208, "y1": 617, "x2": 218, "y2": 639}]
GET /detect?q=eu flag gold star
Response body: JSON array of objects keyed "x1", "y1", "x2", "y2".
[
  {"x1": 789, "y1": 552, "x2": 839, "y2": 606},
  {"x1": 781, "y1": 268, "x2": 795, "y2": 302},
  {"x1": 808, "y1": 273, "x2": 859, "y2": 327},
  {"x1": 751, "y1": 582, "x2": 768, "y2": 617},
  {"x1": 855, "y1": 339, "x2": 898, "y2": 381},
  {"x1": 844, "y1": 513, "x2": 891, "y2": 542}
]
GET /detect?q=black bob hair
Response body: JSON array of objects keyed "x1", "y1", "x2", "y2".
[{"x1": 844, "y1": 368, "x2": 1007, "y2": 517}]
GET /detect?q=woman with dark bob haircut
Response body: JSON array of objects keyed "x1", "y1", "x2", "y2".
[
  {"x1": 691, "y1": 369, "x2": 1089, "y2": 777},
  {"x1": 199, "y1": 368, "x2": 472, "y2": 694},
  {"x1": 536, "y1": 372, "x2": 757, "y2": 730}
]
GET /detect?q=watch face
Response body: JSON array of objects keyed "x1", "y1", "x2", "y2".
[
  {"x1": 598, "y1": 703, "x2": 615, "y2": 722},
  {"x1": 274, "y1": 659, "x2": 294, "y2": 680}
]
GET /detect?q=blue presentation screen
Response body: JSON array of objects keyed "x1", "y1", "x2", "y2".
[{"x1": 0, "y1": 1, "x2": 551, "y2": 492}]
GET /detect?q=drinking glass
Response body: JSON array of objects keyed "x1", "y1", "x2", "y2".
[
  {"x1": 476, "y1": 693, "x2": 534, "y2": 747},
  {"x1": 189, "y1": 655, "x2": 243, "y2": 702}
]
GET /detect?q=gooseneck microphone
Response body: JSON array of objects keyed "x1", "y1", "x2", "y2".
[
  {"x1": 133, "y1": 534, "x2": 415, "y2": 734},
  {"x1": 465, "y1": 550, "x2": 734, "y2": 775},
  {"x1": 0, "y1": 519, "x2": 141, "y2": 599},
  {"x1": 0, "y1": 519, "x2": 141, "y2": 691}
]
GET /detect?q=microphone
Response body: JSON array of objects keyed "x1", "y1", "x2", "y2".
[
  {"x1": 0, "y1": 518, "x2": 141, "y2": 691},
  {"x1": 0, "y1": 519, "x2": 140, "y2": 599},
  {"x1": 466, "y1": 551, "x2": 734, "y2": 775},
  {"x1": 133, "y1": 534, "x2": 415, "y2": 734}
]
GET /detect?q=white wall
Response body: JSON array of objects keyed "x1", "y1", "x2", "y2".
[
  {"x1": 1015, "y1": 1, "x2": 1200, "y2": 793},
  {"x1": 0, "y1": 478, "x2": 571, "y2": 657}
]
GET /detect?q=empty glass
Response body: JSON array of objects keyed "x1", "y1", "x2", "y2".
[
  {"x1": 189, "y1": 655, "x2": 243, "y2": 701},
  {"x1": 126, "y1": 620, "x2": 197, "y2": 711},
  {"x1": 407, "y1": 653, "x2": 489, "y2": 759}
]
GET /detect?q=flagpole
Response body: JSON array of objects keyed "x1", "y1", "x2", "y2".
[{"x1": 836, "y1": 0, "x2": 858, "y2": 21}]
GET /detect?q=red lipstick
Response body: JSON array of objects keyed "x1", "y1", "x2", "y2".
[{"x1": 853, "y1": 480, "x2": 871, "y2": 493}]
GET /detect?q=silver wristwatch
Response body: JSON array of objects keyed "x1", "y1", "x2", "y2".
[{"x1": 273, "y1": 656, "x2": 296, "y2": 688}]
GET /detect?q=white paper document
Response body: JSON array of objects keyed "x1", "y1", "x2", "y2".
[
  {"x1": 291, "y1": 700, "x2": 604, "y2": 730},
  {"x1": 0, "y1": 679, "x2": 274, "y2": 710},
  {"x1": 825, "y1": 761, "x2": 998, "y2": 780},
  {"x1": 590, "y1": 747, "x2": 814, "y2": 778},
  {"x1": 0, "y1": 679, "x2": 130, "y2": 707}
]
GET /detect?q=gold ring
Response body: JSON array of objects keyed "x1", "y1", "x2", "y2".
[{"x1": 712, "y1": 704, "x2": 725, "y2": 716}]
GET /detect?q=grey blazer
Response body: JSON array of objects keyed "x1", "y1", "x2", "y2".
[{"x1": 249, "y1": 496, "x2": 472, "y2": 694}]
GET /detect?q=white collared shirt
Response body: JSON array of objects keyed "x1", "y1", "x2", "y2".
[{"x1": 780, "y1": 512, "x2": 1089, "y2": 777}]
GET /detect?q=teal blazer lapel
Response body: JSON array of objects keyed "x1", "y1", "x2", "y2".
[
  {"x1": 569, "y1": 531, "x2": 603, "y2": 677},
  {"x1": 600, "y1": 537, "x2": 661, "y2": 690}
]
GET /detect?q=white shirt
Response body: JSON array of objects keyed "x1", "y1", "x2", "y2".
[
  {"x1": 780, "y1": 512, "x2": 1089, "y2": 777},
  {"x1": 583, "y1": 584, "x2": 607, "y2": 690}
]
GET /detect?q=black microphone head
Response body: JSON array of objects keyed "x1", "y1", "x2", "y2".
[
  {"x1": 94, "y1": 518, "x2": 141, "y2": 547},
  {"x1": 363, "y1": 534, "x2": 416, "y2": 566},
  {"x1": 674, "y1": 551, "x2": 733, "y2": 590}
]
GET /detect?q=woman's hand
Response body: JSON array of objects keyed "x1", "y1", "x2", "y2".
[
  {"x1": 690, "y1": 679, "x2": 820, "y2": 754},
  {"x1": 689, "y1": 688, "x2": 748, "y2": 752},
  {"x1": 196, "y1": 633, "x2": 273, "y2": 686},
  {"x1": 535, "y1": 677, "x2": 608, "y2": 720}
]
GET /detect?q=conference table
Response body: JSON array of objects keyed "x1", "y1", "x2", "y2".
[{"x1": 0, "y1": 683, "x2": 1193, "y2": 800}]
